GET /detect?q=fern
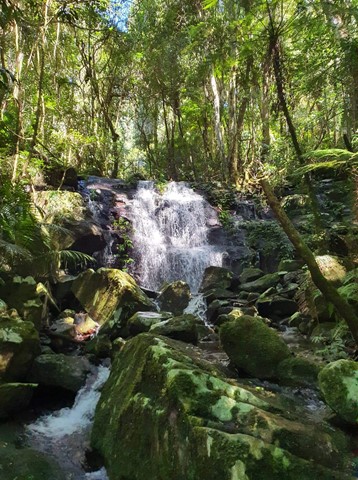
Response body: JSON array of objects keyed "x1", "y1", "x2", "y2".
[{"x1": 294, "y1": 149, "x2": 358, "y2": 176}]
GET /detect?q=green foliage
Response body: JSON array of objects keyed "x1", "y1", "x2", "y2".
[
  {"x1": 241, "y1": 220, "x2": 294, "y2": 260},
  {"x1": 311, "y1": 322, "x2": 351, "y2": 362},
  {"x1": 113, "y1": 218, "x2": 134, "y2": 271}
]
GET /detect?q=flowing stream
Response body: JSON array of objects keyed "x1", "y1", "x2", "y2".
[{"x1": 129, "y1": 181, "x2": 226, "y2": 293}]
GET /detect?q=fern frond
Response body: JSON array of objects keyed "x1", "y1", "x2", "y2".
[{"x1": 294, "y1": 149, "x2": 358, "y2": 176}]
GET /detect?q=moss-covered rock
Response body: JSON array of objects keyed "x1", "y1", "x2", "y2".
[
  {"x1": 72, "y1": 268, "x2": 155, "y2": 335},
  {"x1": 91, "y1": 334, "x2": 350, "y2": 480},
  {"x1": 276, "y1": 357, "x2": 321, "y2": 388},
  {"x1": 256, "y1": 296, "x2": 298, "y2": 319},
  {"x1": 0, "y1": 446, "x2": 65, "y2": 480},
  {"x1": 0, "y1": 314, "x2": 41, "y2": 381},
  {"x1": 149, "y1": 314, "x2": 200, "y2": 344},
  {"x1": 27, "y1": 353, "x2": 92, "y2": 392},
  {"x1": 240, "y1": 273, "x2": 280, "y2": 294},
  {"x1": 0, "y1": 382, "x2": 37, "y2": 419},
  {"x1": 157, "y1": 281, "x2": 191, "y2": 315},
  {"x1": 318, "y1": 359, "x2": 358, "y2": 424},
  {"x1": 220, "y1": 315, "x2": 291, "y2": 378},
  {"x1": 200, "y1": 266, "x2": 233, "y2": 292},
  {"x1": 277, "y1": 259, "x2": 302, "y2": 272},
  {"x1": 84, "y1": 335, "x2": 112, "y2": 359},
  {"x1": 128, "y1": 311, "x2": 172, "y2": 335},
  {"x1": 239, "y1": 267, "x2": 264, "y2": 284}
]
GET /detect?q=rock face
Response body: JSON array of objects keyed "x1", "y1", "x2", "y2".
[
  {"x1": 0, "y1": 313, "x2": 41, "y2": 381},
  {"x1": 27, "y1": 354, "x2": 91, "y2": 392},
  {"x1": 319, "y1": 359, "x2": 358, "y2": 424},
  {"x1": 0, "y1": 383, "x2": 37, "y2": 419},
  {"x1": 157, "y1": 281, "x2": 191, "y2": 315},
  {"x1": 91, "y1": 334, "x2": 350, "y2": 480},
  {"x1": 72, "y1": 268, "x2": 155, "y2": 335},
  {"x1": 219, "y1": 315, "x2": 291, "y2": 378}
]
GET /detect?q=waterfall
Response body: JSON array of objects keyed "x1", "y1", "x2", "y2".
[{"x1": 129, "y1": 181, "x2": 225, "y2": 293}]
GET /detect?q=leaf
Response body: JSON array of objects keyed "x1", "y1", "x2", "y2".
[{"x1": 203, "y1": 0, "x2": 218, "y2": 10}]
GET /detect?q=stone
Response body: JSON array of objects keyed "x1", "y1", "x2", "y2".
[
  {"x1": 84, "y1": 335, "x2": 112, "y2": 359},
  {"x1": 220, "y1": 315, "x2": 291, "y2": 378},
  {"x1": 49, "y1": 317, "x2": 77, "y2": 338},
  {"x1": 73, "y1": 313, "x2": 98, "y2": 336},
  {"x1": 318, "y1": 359, "x2": 358, "y2": 424},
  {"x1": 287, "y1": 312, "x2": 310, "y2": 328},
  {"x1": 200, "y1": 266, "x2": 233, "y2": 292},
  {"x1": 277, "y1": 259, "x2": 302, "y2": 272},
  {"x1": 276, "y1": 357, "x2": 321, "y2": 388},
  {"x1": 310, "y1": 323, "x2": 336, "y2": 341},
  {"x1": 239, "y1": 267, "x2": 264, "y2": 284},
  {"x1": 256, "y1": 296, "x2": 299, "y2": 319},
  {"x1": 149, "y1": 314, "x2": 200, "y2": 344},
  {"x1": 0, "y1": 446, "x2": 65, "y2": 480},
  {"x1": 240, "y1": 273, "x2": 280, "y2": 294},
  {"x1": 0, "y1": 314, "x2": 41, "y2": 381},
  {"x1": 27, "y1": 353, "x2": 92, "y2": 392},
  {"x1": 91, "y1": 334, "x2": 350, "y2": 480},
  {"x1": 128, "y1": 311, "x2": 172, "y2": 335},
  {"x1": 157, "y1": 281, "x2": 191, "y2": 315},
  {"x1": 0, "y1": 299, "x2": 7, "y2": 314},
  {"x1": 203, "y1": 288, "x2": 235, "y2": 304},
  {"x1": 72, "y1": 268, "x2": 155, "y2": 335},
  {"x1": 206, "y1": 300, "x2": 230, "y2": 324},
  {"x1": 0, "y1": 383, "x2": 37, "y2": 419}
]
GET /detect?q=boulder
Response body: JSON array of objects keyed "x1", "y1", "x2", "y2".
[
  {"x1": 0, "y1": 382, "x2": 37, "y2": 419},
  {"x1": 277, "y1": 259, "x2": 302, "y2": 272},
  {"x1": 157, "y1": 281, "x2": 191, "y2": 315},
  {"x1": 128, "y1": 311, "x2": 172, "y2": 335},
  {"x1": 276, "y1": 357, "x2": 321, "y2": 388},
  {"x1": 256, "y1": 296, "x2": 298, "y2": 319},
  {"x1": 200, "y1": 266, "x2": 233, "y2": 292},
  {"x1": 0, "y1": 446, "x2": 65, "y2": 480},
  {"x1": 27, "y1": 353, "x2": 92, "y2": 393},
  {"x1": 84, "y1": 335, "x2": 112, "y2": 359},
  {"x1": 0, "y1": 313, "x2": 41, "y2": 381},
  {"x1": 318, "y1": 359, "x2": 358, "y2": 424},
  {"x1": 149, "y1": 314, "x2": 200, "y2": 344},
  {"x1": 240, "y1": 273, "x2": 280, "y2": 294},
  {"x1": 91, "y1": 334, "x2": 351, "y2": 480},
  {"x1": 203, "y1": 288, "x2": 235, "y2": 304},
  {"x1": 239, "y1": 267, "x2": 264, "y2": 284},
  {"x1": 72, "y1": 268, "x2": 155, "y2": 335},
  {"x1": 220, "y1": 315, "x2": 291, "y2": 378}
]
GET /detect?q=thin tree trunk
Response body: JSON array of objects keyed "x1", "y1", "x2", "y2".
[
  {"x1": 261, "y1": 178, "x2": 358, "y2": 344},
  {"x1": 12, "y1": 20, "x2": 24, "y2": 182},
  {"x1": 210, "y1": 71, "x2": 226, "y2": 177}
]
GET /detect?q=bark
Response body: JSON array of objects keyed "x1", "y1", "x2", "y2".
[
  {"x1": 11, "y1": 20, "x2": 23, "y2": 182},
  {"x1": 261, "y1": 178, "x2": 358, "y2": 345},
  {"x1": 210, "y1": 71, "x2": 226, "y2": 176}
]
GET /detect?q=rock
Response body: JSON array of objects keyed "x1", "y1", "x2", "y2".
[
  {"x1": 200, "y1": 266, "x2": 233, "y2": 292},
  {"x1": 44, "y1": 165, "x2": 78, "y2": 189},
  {"x1": 220, "y1": 315, "x2": 291, "y2": 378},
  {"x1": 310, "y1": 323, "x2": 336, "y2": 341},
  {"x1": 0, "y1": 446, "x2": 65, "y2": 480},
  {"x1": 256, "y1": 296, "x2": 298, "y2": 319},
  {"x1": 73, "y1": 313, "x2": 98, "y2": 336},
  {"x1": 206, "y1": 299, "x2": 230, "y2": 324},
  {"x1": 276, "y1": 357, "x2": 321, "y2": 388},
  {"x1": 318, "y1": 359, "x2": 358, "y2": 424},
  {"x1": 278, "y1": 259, "x2": 302, "y2": 272},
  {"x1": 49, "y1": 317, "x2": 77, "y2": 338},
  {"x1": 28, "y1": 353, "x2": 92, "y2": 392},
  {"x1": 128, "y1": 311, "x2": 172, "y2": 335},
  {"x1": 157, "y1": 281, "x2": 191, "y2": 315},
  {"x1": 315, "y1": 255, "x2": 347, "y2": 284},
  {"x1": 240, "y1": 272, "x2": 280, "y2": 294},
  {"x1": 84, "y1": 336, "x2": 112, "y2": 359},
  {"x1": 287, "y1": 312, "x2": 310, "y2": 328},
  {"x1": 0, "y1": 299, "x2": 7, "y2": 314},
  {"x1": 72, "y1": 268, "x2": 155, "y2": 335},
  {"x1": 149, "y1": 314, "x2": 200, "y2": 344},
  {"x1": 0, "y1": 314, "x2": 41, "y2": 381},
  {"x1": 0, "y1": 383, "x2": 37, "y2": 419},
  {"x1": 239, "y1": 267, "x2": 264, "y2": 284},
  {"x1": 203, "y1": 288, "x2": 235, "y2": 304},
  {"x1": 91, "y1": 334, "x2": 350, "y2": 480}
]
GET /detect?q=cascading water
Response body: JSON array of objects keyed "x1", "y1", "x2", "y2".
[{"x1": 129, "y1": 181, "x2": 226, "y2": 293}]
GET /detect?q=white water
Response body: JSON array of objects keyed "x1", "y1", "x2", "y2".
[
  {"x1": 27, "y1": 365, "x2": 110, "y2": 479},
  {"x1": 130, "y1": 181, "x2": 225, "y2": 293},
  {"x1": 184, "y1": 294, "x2": 207, "y2": 322}
]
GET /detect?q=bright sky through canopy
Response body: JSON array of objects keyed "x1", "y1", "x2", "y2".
[{"x1": 108, "y1": 0, "x2": 132, "y2": 30}]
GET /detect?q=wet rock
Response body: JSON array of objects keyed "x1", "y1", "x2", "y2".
[
  {"x1": 0, "y1": 446, "x2": 65, "y2": 480},
  {"x1": 239, "y1": 267, "x2": 264, "y2": 284},
  {"x1": 149, "y1": 314, "x2": 200, "y2": 344},
  {"x1": 0, "y1": 313, "x2": 41, "y2": 381},
  {"x1": 28, "y1": 353, "x2": 92, "y2": 393},
  {"x1": 92, "y1": 334, "x2": 351, "y2": 480},
  {"x1": 220, "y1": 315, "x2": 291, "y2": 378},
  {"x1": 206, "y1": 299, "x2": 230, "y2": 324},
  {"x1": 157, "y1": 281, "x2": 191, "y2": 315},
  {"x1": 49, "y1": 317, "x2": 77, "y2": 338},
  {"x1": 203, "y1": 288, "x2": 236, "y2": 304},
  {"x1": 84, "y1": 335, "x2": 112, "y2": 359},
  {"x1": 72, "y1": 268, "x2": 155, "y2": 336},
  {"x1": 256, "y1": 296, "x2": 299, "y2": 319},
  {"x1": 128, "y1": 311, "x2": 172, "y2": 335},
  {"x1": 0, "y1": 382, "x2": 37, "y2": 419},
  {"x1": 276, "y1": 357, "x2": 321, "y2": 388},
  {"x1": 277, "y1": 259, "x2": 302, "y2": 272},
  {"x1": 318, "y1": 359, "x2": 358, "y2": 424},
  {"x1": 240, "y1": 272, "x2": 280, "y2": 294},
  {"x1": 200, "y1": 266, "x2": 233, "y2": 292}
]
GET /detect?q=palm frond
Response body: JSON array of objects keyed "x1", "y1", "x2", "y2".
[{"x1": 0, "y1": 238, "x2": 33, "y2": 260}]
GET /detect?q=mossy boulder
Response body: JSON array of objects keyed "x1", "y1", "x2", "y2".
[
  {"x1": 318, "y1": 359, "x2": 358, "y2": 424},
  {"x1": 277, "y1": 259, "x2": 302, "y2": 272},
  {"x1": 0, "y1": 314, "x2": 41, "y2": 381},
  {"x1": 91, "y1": 334, "x2": 350, "y2": 480},
  {"x1": 240, "y1": 273, "x2": 280, "y2": 294},
  {"x1": 157, "y1": 281, "x2": 191, "y2": 315},
  {"x1": 0, "y1": 446, "x2": 65, "y2": 480},
  {"x1": 256, "y1": 296, "x2": 298, "y2": 319},
  {"x1": 220, "y1": 315, "x2": 291, "y2": 378},
  {"x1": 84, "y1": 335, "x2": 112, "y2": 359},
  {"x1": 200, "y1": 266, "x2": 233, "y2": 292},
  {"x1": 0, "y1": 382, "x2": 37, "y2": 419},
  {"x1": 27, "y1": 353, "x2": 92, "y2": 393},
  {"x1": 72, "y1": 268, "x2": 155, "y2": 335},
  {"x1": 239, "y1": 267, "x2": 264, "y2": 284},
  {"x1": 276, "y1": 357, "x2": 321, "y2": 388},
  {"x1": 128, "y1": 311, "x2": 172, "y2": 335},
  {"x1": 149, "y1": 314, "x2": 200, "y2": 344}
]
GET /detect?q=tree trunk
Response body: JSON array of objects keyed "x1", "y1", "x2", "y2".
[
  {"x1": 261, "y1": 178, "x2": 358, "y2": 344},
  {"x1": 210, "y1": 71, "x2": 226, "y2": 178}
]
